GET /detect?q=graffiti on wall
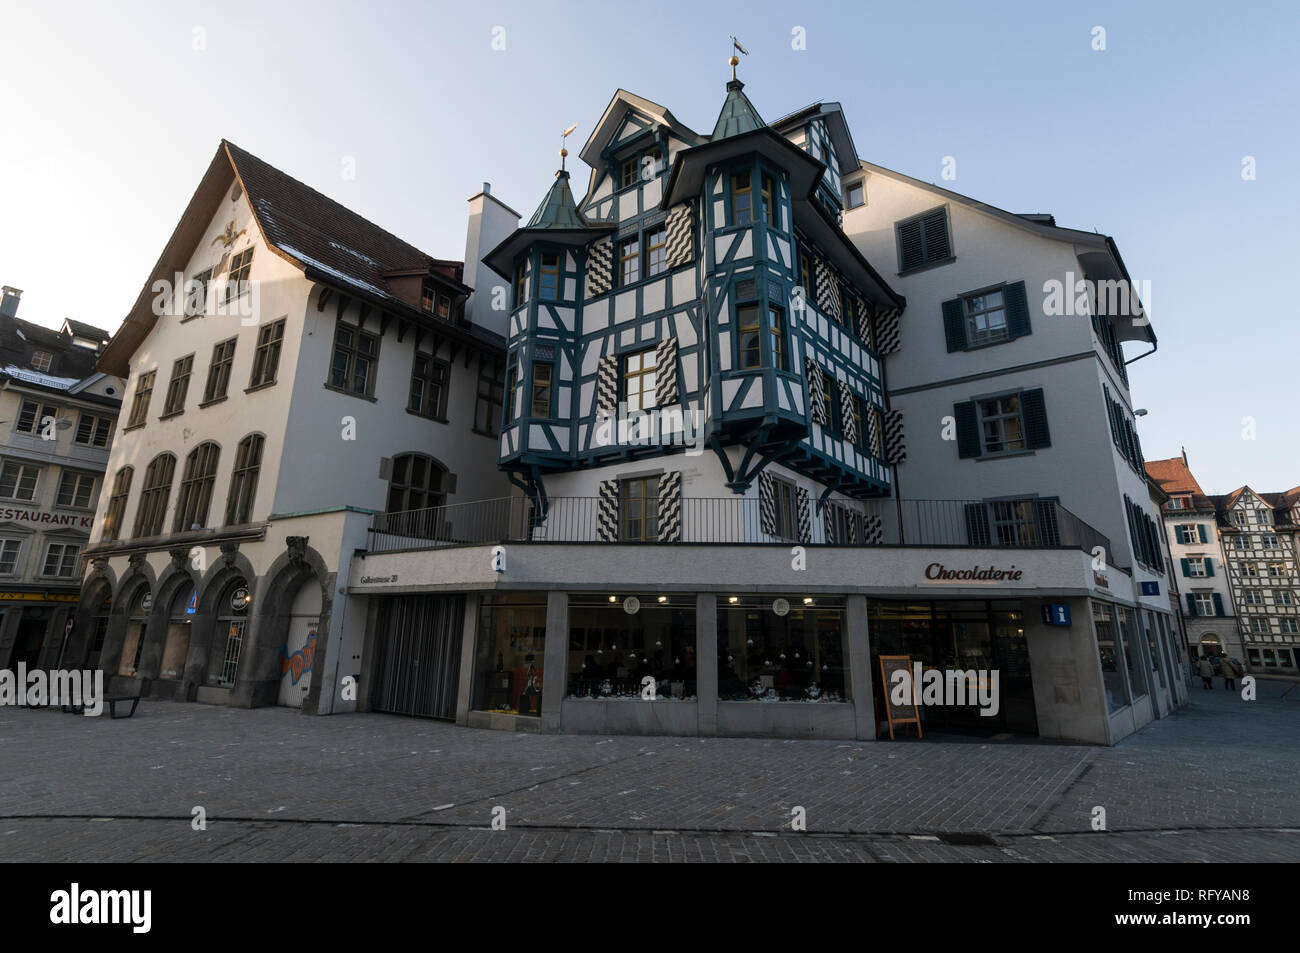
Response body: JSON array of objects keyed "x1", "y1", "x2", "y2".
[{"x1": 278, "y1": 630, "x2": 317, "y2": 684}]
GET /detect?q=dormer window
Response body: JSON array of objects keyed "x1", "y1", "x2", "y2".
[
  {"x1": 421, "y1": 281, "x2": 435, "y2": 312},
  {"x1": 31, "y1": 351, "x2": 52, "y2": 373},
  {"x1": 437, "y1": 294, "x2": 450, "y2": 318},
  {"x1": 618, "y1": 147, "x2": 663, "y2": 189}
]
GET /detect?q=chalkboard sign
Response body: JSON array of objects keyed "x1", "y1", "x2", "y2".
[{"x1": 879, "y1": 655, "x2": 923, "y2": 740}]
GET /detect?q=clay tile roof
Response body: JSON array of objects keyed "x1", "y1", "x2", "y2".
[
  {"x1": 1145, "y1": 457, "x2": 1215, "y2": 509},
  {"x1": 223, "y1": 140, "x2": 467, "y2": 296}
]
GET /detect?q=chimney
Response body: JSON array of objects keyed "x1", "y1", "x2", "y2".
[
  {"x1": 1181, "y1": 446, "x2": 1188, "y2": 467},
  {"x1": 462, "y1": 185, "x2": 520, "y2": 339},
  {"x1": 0, "y1": 286, "x2": 21, "y2": 319}
]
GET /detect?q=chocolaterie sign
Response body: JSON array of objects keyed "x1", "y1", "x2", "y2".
[{"x1": 925, "y1": 562, "x2": 1024, "y2": 582}]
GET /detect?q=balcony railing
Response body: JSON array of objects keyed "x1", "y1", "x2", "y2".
[{"x1": 366, "y1": 495, "x2": 1113, "y2": 560}]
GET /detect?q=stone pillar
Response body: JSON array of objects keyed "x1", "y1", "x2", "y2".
[
  {"x1": 845, "y1": 595, "x2": 876, "y2": 741},
  {"x1": 696, "y1": 593, "x2": 717, "y2": 736},
  {"x1": 454, "y1": 593, "x2": 480, "y2": 726},
  {"x1": 541, "y1": 591, "x2": 567, "y2": 733}
]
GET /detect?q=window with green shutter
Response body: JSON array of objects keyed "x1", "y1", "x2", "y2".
[
  {"x1": 896, "y1": 207, "x2": 952, "y2": 273},
  {"x1": 943, "y1": 281, "x2": 1031, "y2": 352}
]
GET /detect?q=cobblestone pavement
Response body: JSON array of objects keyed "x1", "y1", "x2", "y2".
[{"x1": 1, "y1": 677, "x2": 1296, "y2": 862}]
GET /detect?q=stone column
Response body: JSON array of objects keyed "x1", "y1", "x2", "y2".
[
  {"x1": 454, "y1": 593, "x2": 480, "y2": 726},
  {"x1": 541, "y1": 591, "x2": 567, "y2": 732},
  {"x1": 696, "y1": 593, "x2": 717, "y2": 736},
  {"x1": 845, "y1": 595, "x2": 876, "y2": 741}
]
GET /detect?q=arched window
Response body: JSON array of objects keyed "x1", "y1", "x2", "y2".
[
  {"x1": 102, "y1": 466, "x2": 133, "y2": 541},
  {"x1": 174, "y1": 442, "x2": 220, "y2": 532},
  {"x1": 134, "y1": 454, "x2": 176, "y2": 538},
  {"x1": 386, "y1": 453, "x2": 447, "y2": 513},
  {"x1": 225, "y1": 434, "x2": 265, "y2": 526}
]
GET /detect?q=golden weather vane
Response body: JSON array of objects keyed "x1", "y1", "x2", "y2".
[
  {"x1": 559, "y1": 123, "x2": 578, "y2": 173},
  {"x1": 728, "y1": 35, "x2": 749, "y2": 81}
]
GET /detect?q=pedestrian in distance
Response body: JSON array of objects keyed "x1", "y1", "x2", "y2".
[
  {"x1": 1198, "y1": 656, "x2": 1213, "y2": 689},
  {"x1": 1222, "y1": 656, "x2": 1241, "y2": 692}
]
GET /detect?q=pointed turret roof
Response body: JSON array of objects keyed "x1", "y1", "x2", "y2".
[
  {"x1": 711, "y1": 79, "x2": 765, "y2": 140},
  {"x1": 525, "y1": 169, "x2": 589, "y2": 229}
]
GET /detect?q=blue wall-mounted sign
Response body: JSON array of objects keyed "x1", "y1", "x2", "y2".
[
  {"x1": 1041, "y1": 603, "x2": 1072, "y2": 626},
  {"x1": 1141, "y1": 581, "x2": 1160, "y2": 596}
]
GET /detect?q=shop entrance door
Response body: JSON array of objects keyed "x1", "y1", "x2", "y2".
[
  {"x1": 12, "y1": 616, "x2": 48, "y2": 669},
  {"x1": 369, "y1": 595, "x2": 465, "y2": 719}
]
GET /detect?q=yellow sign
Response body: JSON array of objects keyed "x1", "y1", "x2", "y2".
[{"x1": 0, "y1": 592, "x2": 79, "y2": 603}]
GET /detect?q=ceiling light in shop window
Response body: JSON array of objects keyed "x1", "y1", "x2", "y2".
[
  {"x1": 803, "y1": 597, "x2": 814, "y2": 605},
  {"x1": 608, "y1": 595, "x2": 617, "y2": 602},
  {"x1": 729, "y1": 596, "x2": 739, "y2": 604},
  {"x1": 657, "y1": 595, "x2": 667, "y2": 603}
]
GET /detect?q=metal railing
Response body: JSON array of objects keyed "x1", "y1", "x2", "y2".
[{"x1": 367, "y1": 495, "x2": 1113, "y2": 558}]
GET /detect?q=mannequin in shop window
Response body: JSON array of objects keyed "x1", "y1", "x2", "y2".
[{"x1": 516, "y1": 654, "x2": 542, "y2": 715}]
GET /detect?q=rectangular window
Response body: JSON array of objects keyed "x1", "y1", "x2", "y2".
[
  {"x1": 421, "y1": 281, "x2": 435, "y2": 313},
  {"x1": 965, "y1": 288, "x2": 1008, "y2": 346},
  {"x1": 620, "y1": 156, "x2": 640, "y2": 189},
  {"x1": 538, "y1": 252, "x2": 560, "y2": 300},
  {"x1": 225, "y1": 435, "x2": 264, "y2": 526},
  {"x1": 103, "y1": 468, "x2": 132, "y2": 541},
  {"x1": 989, "y1": 499, "x2": 1040, "y2": 546},
  {"x1": 225, "y1": 248, "x2": 253, "y2": 303},
  {"x1": 329, "y1": 322, "x2": 378, "y2": 396},
  {"x1": 16, "y1": 399, "x2": 59, "y2": 436},
  {"x1": 514, "y1": 264, "x2": 527, "y2": 307},
  {"x1": 618, "y1": 235, "x2": 640, "y2": 287},
  {"x1": 821, "y1": 371, "x2": 838, "y2": 435},
  {"x1": 771, "y1": 478, "x2": 798, "y2": 541},
  {"x1": 1282, "y1": 619, "x2": 1299, "y2": 634},
  {"x1": 127, "y1": 370, "x2": 155, "y2": 427},
  {"x1": 798, "y1": 250, "x2": 814, "y2": 299},
  {"x1": 978, "y1": 394, "x2": 1025, "y2": 454},
  {"x1": 1254, "y1": 510, "x2": 1272, "y2": 525},
  {"x1": 760, "y1": 173, "x2": 776, "y2": 226},
  {"x1": 1177, "y1": 524, "x2": 1198, "y2": 545},
  {"x1": 619, "y1": 476, "x2": 660, "y2": 542},
  {"x1": 1277, "y1": 590, "x2": 1294, "y2": 606},
  {"x1": 474, "y1": 359, "x2": 505, "y2": 436},
  {"x1": 896, "y1": 207, "x2": 951, "y2": 273},
  {"x1": 1243, "y1": 589, "x2": 1264, "y2": 606},
  {"x1": 869, "y1": 407, "x2": 885, "y2": 458},
  {"x1": 0, "y1": 461, "x2": 40, "y2": 501},
  {"x1": 0, "y1": 539, "x2": 20, "y2": 574},
  {"x1": 31, "y1": 350, "x2": 52, "y2": 372},
  {"x1": 1231, "y1": 511, "x2": 1248, "y2": 527},
  {"x1": 731, "y1": 171, "x2": 753, "y2": 226},
  {"x1": 1268, "y1": 562, "x2": 1286, "y2": 577},
  {"x1": 846, "y1": 181, "x2": 865, "y2": 208},
  {"x1": 55, "y1": 470, "x2": 95, "y2": 509},
  {"x1": 408, "y1": 353, "x2": 450, "y2": 419},
  {"x1": 623, "y1": 349, "x2": 658, "y2": 413},
  {"x1": 41, "y1": 542, "x2": 80, "y2": 578},
  {"x1": 849, "y1": 397, "x2": 865, "y2": 452},
  {"x1": 1262, "y1": 533, "x2": 1279, "y2": 549},
  {"x1": 249, "y1": 319, "x2": 285, "y2": 388},
  {"x1": 768, "y1": 305, "x2": 787, "y2": 371},
  {"x1": 1187, "y1": 557, "x2": 1207, "y2": 577},
  {"x1": 505, "y1": 366, "x2": 517, "y2": 421},
  {"x1": 162, "y1": 354, "x2": 194, "y2": 415},
  {"x1": 73, "y1": 412, "x2": 114, "y2": 447},
  {"x1": 646, "y1": 227, "x2": 668, "y2": 277},
  {"x1": 186, "y1": 268, "x2": 213, "y2": 317},
  {"x1": 530, "y1": 362, "x2": 553, "y2": 418},
  {"x1": 1193, "y1": 592, "x2": 1216, "y2": 615},
  {"x1": 737, "y1": 304, "x2": 761, "y2": 369},
  {"x1": 203, "y1": 337, "x2": 237, "y2": 403}
]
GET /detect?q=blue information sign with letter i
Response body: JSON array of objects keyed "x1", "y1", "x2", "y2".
[
  {"x1": 1141, "y1": 581, "x2": 1160, "y2": 596},
  {"x1": 1041, "y1": 603, "x2": 1071, "y2": 626}
]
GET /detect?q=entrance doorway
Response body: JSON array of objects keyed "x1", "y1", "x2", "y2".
[
  {"x1": 868, "y1": 599, "x2": 1039, "y2": 737},
  {"x1": 12, "y1": 612, "x2": 50, "y2": 669},
  {"x1": 369, "y1": 594, "x2": 465, "y2": 719},
  {"x1": 276, "y1": 578, "x2": 321, "y2": 708},
  {"x1": 118, "y1": 587, "x2": 151, "y2": 677},
  {"x1": 209, "y1": 579, "x2": 250, "y2": 689}
]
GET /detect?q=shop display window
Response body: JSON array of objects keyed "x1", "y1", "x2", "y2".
[
  {"x1": 717, "y1": 596, "x2": 849, "y2": 702},
  {"x1": 474, "y1": 593, "x2": 547, "y2": 716},
  {"x1": 567, "y1": 595, "x2": 696, "y2": 700}
]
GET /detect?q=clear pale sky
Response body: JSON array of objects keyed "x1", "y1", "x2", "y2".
[{"x1": 1, "y1": 0, "x2": 1296, "y2": 493}]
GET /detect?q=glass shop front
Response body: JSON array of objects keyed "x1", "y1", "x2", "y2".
[
  {"x1": 567, "y1": 594, "x2": 697, "y2": 701},
  {"x1": 473, "y1": 593, "x2": 548, "y2": 716},
  {"x1": 867, "y1": 599, "x2": 1038, "y2": 736},
  {"x1": 716, "y1": 595, "x2": 849, "y2": 703}
]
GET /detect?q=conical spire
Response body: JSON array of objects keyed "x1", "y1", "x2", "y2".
[
  {"x1": 525, "y1": 169, "x2": 588, "y2": 229},
  {"x1": 711, "y1": 79, "x2": 765, "y2": 141}
]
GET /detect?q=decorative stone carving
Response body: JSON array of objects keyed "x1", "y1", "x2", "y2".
[{"x1": 286, "y1": 536, "x2": 309, "y2": 565}]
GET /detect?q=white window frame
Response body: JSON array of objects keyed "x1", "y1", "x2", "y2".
[
  {"x1": 964, "y1": 287, "x2": 1009, "y2": 347},
  {"x1": 1187, "y1": 557, "x2": 1207, "y2": 577},
  {"x1": 1192, "y1": 592, "x2": 1216, "y2": 616},
  {"x1": 0, "y1": 537, "x2": 22, "y2": 575},
  {"x1": 41, "y1": 540, "x2": 81, "y2": 578},
  {"x1": 0, "y1": 461, "x2": 41, "y2": 502},
  {"x1": 1177, "y1": 524, "x2": 1198, "y2": 545}
]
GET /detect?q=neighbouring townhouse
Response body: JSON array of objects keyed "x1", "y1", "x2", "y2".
[
  {"x1": 0, "y1": 286, "x2": 122, "y2": 673},
  {"x1": 72, "y1": 141, "x2": 511, "y2": 712},
  {"x1": 345, "y1": 69, "x2": 1183, "y2": 744},
  {"x1": 1146, "y1": 454, "x2": 1242, "y2": 664}
]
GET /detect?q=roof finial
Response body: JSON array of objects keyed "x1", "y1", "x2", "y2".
[
  {"x1": 729, "y1": 35, "x2": 748, "y2": 83},
  {"x1": 559, "y1": 123, "x2": 578, "y2": 175}
]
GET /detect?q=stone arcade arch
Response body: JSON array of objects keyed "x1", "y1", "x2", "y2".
[
  {"x1": 69, "y1": 574, "x2": 115, "y2": 670},
  {"x1": 181, "y1": 548, "x2": 259, "y2": 703},
  {"x1": 231, "y1": 537, "x2": 334, "y2": 712}
]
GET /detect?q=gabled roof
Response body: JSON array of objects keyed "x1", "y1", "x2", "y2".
[
  {"x1": 857, "y1": 158, "x2": 1155, "y2": 345},
  {"x1": 62, "y1": 318, "x2": 111, "y2": 342},
  {"x1": 769, "y1": 101, "x2": 860, "y2": 174},
  {"x1": 577, "y1": 89, "x2": 704, "y2": 169},
  {"x1": 711, "y1": 80, "x2": 765, "y2": 140},
  {"x1": 99, "y1": 140, "x2": 492, "y2": 376},
  {"x1": 1145, "y1": 457, "x2": 1215, "y2": 511}
]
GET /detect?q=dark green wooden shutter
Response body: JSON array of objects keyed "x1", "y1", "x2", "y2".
[
  {"x1": 1197, "y1": 524, "x2": 1208, "y2": 543},
  {"x1": 964, "y1": 503, "x2": 990, "y2": 546},
  {"x1": 942, "y1": 298, "x2": 967, "y2": 351},
  {"x1": 1186, "y1": 593, "x2": 1197, "y2": 616},
  {"x1": 921, "y1": 209, "x2": 950, "y2": 260},
  {"x1": 1204, "y1": 558, "x2": 1214, "y2": 577},
  {"x1": 897, "y1": 219, "x2": 924, "y2": 271},
  {"x1": 955, "y1": 401, "x2": 980, "y2": 458},
  {"x1": 1004, "y1": 281, "x2": 1031, "y2": 338},
  {"x1": 1212, "y1": 593, "x2": 1225, "y2": 616},
  {"x1": 1181, "y1": 558, "x2": 1190, "y2": 577},
  {"x1": 1021, "y1": 389, "x2": 1050, "y2": 449}
]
